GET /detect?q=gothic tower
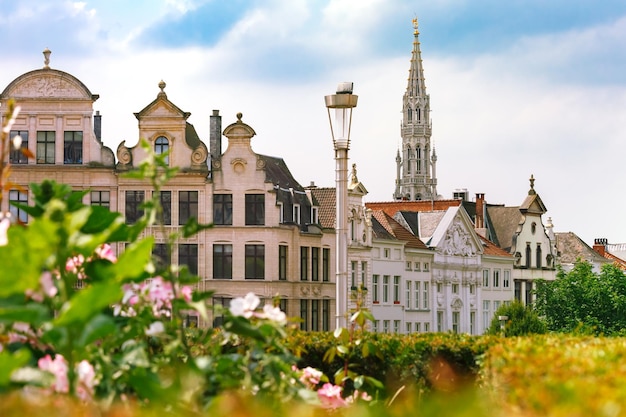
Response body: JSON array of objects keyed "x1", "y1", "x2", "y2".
[{"x1": 394, "y1": 18, "x2": 437, "y2": 201}]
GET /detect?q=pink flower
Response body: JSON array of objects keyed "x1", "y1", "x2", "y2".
[
  {"x1": 317, "y1": 383, "x2": 346, "y2": 408},
  {"x1": 40, "y1": 271, "x2": 58, "y2": 298},
  {"x1": 299, "y1": 366, "x2": 323, "y2": 388},
  {"x1": 76, "y1": 360, "x2": 96, "y2": 401},
  {"x1": 181, "y1": 285, "x2": 193, "y2": 302},
  {"x1": 38, "y1": 354, "x2": 69, "y2": 394},
  {"x1": 0, "y1": 217, "x2": 9, "y2": 246},
  {"x1": 95, "y1": 243, "x2": 117, "y2": 263}
]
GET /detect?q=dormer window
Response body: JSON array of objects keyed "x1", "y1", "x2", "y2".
[
  {"x1": 155, "y1": 136, "x2": 169, "y2": 164},
  {"x1": 311, "y1": 206, "x2": 319, "y2": 224},
  {"x1": 293, "y1": 204, "x2": 300, "y2": 224}
]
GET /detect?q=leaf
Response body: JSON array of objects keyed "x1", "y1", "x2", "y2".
[
  {"x1": 77, "y1": 314, "x2": 118, "y2": 347},
  {"x1": 55, "y1": 282, "x2": 122, "y2": 326},
  {"x1": 181, "y1": 217, "x2": 213, "y2": 238},
  {"x1": 0, "y1": 302, "x2": 50, "y2": 325},
  {"x1": 0, "y1": 349, "x2": 31, "y2": 386},
  {"x1": 114, "y1": 237, "x2": 154, "y2": 282}
]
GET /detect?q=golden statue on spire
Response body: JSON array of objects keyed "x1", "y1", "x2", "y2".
[{"x1": 413, "y1": 17, "x2": 419, "y2": 35}]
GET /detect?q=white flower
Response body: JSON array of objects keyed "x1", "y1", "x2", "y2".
[
  {"x1": 262, "y1": 304, "x2": 287, "y2": 325},
  {"x1": 145, "y1": 321, "x2": 165, "y2": 336},
  {"x1": 12, "y1": 134, "x2": 22, "y2": 150},
  {"x1": 230, "y1": 292, "x2": 260, "y2": 318},
  {"x1": 0, "y1": 218, "x2": 9, "y2": 246}
]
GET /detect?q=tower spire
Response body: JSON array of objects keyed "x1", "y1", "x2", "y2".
[{"x1": 394, "y1": 18, "x2": 436, "y2": 201}]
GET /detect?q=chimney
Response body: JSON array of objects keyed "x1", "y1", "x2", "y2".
[
  {"x1": 593, "y1": 238, "x2": 608, "y2": 256},
  {"x1": 209, "y1": 110, "x2": 222, "y2": 161},
  {"x1": 475, "y1": 193, "x2": 487, "y2": 238},
  {"x1": 94, "y1": 110, "x2": 102, "y2": 142}
]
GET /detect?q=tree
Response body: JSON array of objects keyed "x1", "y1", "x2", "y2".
[
  {"x1": 487, "y1": 301, "x2": 546, "y2": 336},
  {"x1": 534, "y1": 260, "x2": 626, "y2": 335}
]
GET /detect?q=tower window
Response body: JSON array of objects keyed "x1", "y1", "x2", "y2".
[{"x1": 155, "y1": 136, "x2": 169, "y2": 164}]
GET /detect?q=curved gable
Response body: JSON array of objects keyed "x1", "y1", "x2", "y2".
[{"x1": 1, "y1": 69, "x2": 98, "y2": 101}]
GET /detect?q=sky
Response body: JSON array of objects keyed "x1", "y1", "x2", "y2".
[{"x1": 1, "y1": 0, "x2": 626, "y2": 246}]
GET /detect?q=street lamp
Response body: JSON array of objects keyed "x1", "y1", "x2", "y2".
[
  {"x1": 498, "y1": 315, "x2": 509, "y2": 337},
  {"x1": 325, "y1": 82, "x2": 358, "y2": 329}
]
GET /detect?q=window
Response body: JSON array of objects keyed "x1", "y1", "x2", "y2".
[
  {"x1": 155, "y1": 136, "x2": 169, "y2": 164},
  {"x1": 300, "y1": 247, "x2": 309, "y2": 281},
  {"x1": 279, "y1": 245, "x2": 288, "y2": 281},
  {"x1": 394, "y1": 320, "x2": 400, "y2": 333},
  {"x1": 311, "y1": 207, "x2": 319, "y2": 224},
  {"x1": 414, "y1": 262, "x2": 420, "y2": 271},
  {"x1": 384, "y1": 248, "x2": 390, "y2": 258},
  {"x1": 293, "y1": 204, "x2": 300, "y2": 223},
  {"x1": 212, "y1": 297, "x2": 231, "y2": 327},
  {"x1": 393, "y1": 276, "x2": 400, "y2": 303},
  {"x1": 503, "y1": 270, "x2": 510, "y2": 288},
  {"x1": 156, "y1": 191, "x2": 171, "y2": 225},
  {"x1": 152, "y1": 244, "x2": 170, "y2": 269},
  {"x1": 452, "y1": 311, "x2": 460, "y2": 334},
  {"x1": 322, "y1": 299, "x2": 330, "y2": 331},
  {"x1": 470, "y1": 311, "x2": 476, "y2": 335},
  {"x1": 482, "y1": 269, "x2": 490, "y2": 288},
  {"x1": 515, "y1": 281, "x2": 522, "y2": 302},
  {"x1": 406, "y1": 281, "x2": 412, "y2": 309},
  {"x1": 525, "y1": 281, "x2": 533, "y2": 306},
  {"x1": 383, "y1": 320, "x2": 390, "y2": 333},
  {"x1": 437, "y1": 311, "x2": 444, "y2": 332},
  {"x1": 64, "y1": 131, "x2": 83, "y2": 164},
  {"x1": 311, "y1": 247, "x2": 319, "y2": 281},
  {"x1": 536, "y1": 244, "x2": 542, "y2": 268},
  {"x1": 90, "y1": 191, "x2": 110, "y2": 208},
  {"x1": 373, "y1": 275, "x2": 380, "y2": 303},
  {"x1": 361, "y1": 261, "x2": 367, "y2": 288},
  {"x1": 373, "y1": 320, "x2": 379, "y2": 332},
  {"x1": 178, "y1": 244, "x2": 198, "y2": 275},
  {"x1": 125, "y1": 191, "x2": 144, "y2": 224},
  {"x1": 322, "y1": 248, "x2": 330, "y2": 282},
  {"x1": 311, "y1": 299, "x2": 319, "y2": 331},
  {"x1": 423, "y1": 282, "x2": 429, "y2": 309},
  {"x1": 483, "y1": 301, "x2": 490, "y2": 330},
  {"x1": 37, "y1": 131, "x2": 55, "y2": 164},
  {"x1": 245, "y1": 244, "x2": 265, "y2": 279},
  {"x1": 526, "y1": 243, "x2": 532, "y2": 268},
  {"x1": 493, "y1": 269, "x2": 500, "y2": 288},
  {"x1": 415, "y1": 322, "x2": 421, "y2": 333},
  {"x1": 452, "y1": 283, "x2": 459, "y2": 294},
  {"x1": 424, "y1": 322, "x2": 430, "y2": 332},
  {"x1": 494, "y1": 300, "x2": 501, "y2": 312},
  {"x1": 350, "y1": 261, "x2": 357, "y2": 289},
  {"x1": 423, "y1": 263, "x2": 429, "y2": 272},
  {"x1": 213, "y1": 244, "x2": 232, "y2": 279},
  {"x1": 245, "y1": 194, "x2": 265, "y2": 225},
  {"x1": 179, "y1": 191, "x2": 198, "y2": 225},
  {"x1": 9, "y1": 190, "x2": 28, "y2": 223},
  {"x1": 406, "y1": 322, "x2": 412, "y2": 333},
  {"x1": 300, "y1": 300, "x2": 308, "y2": 331},
  {"x1": 437, "y1": 283, "x2": 442, "y2": 293},
  {"x1": 213, "y1": 194, "x2": 232, "y2": 225},
  {"x1": 406, "y1": 261, "x2": 412, "y2": 271},
  {"x1": 9, "y1": 131, "x2": 28, "y2": 164},
  {"x1": 279, "y1": 299, "x2": 288, "y2": 315},
  {"x1": 414, "y1": 281, "x2": 420, "y2": 310},
  {"x1": 383, "y1": 275, "x2": 389, "y2": 303}
]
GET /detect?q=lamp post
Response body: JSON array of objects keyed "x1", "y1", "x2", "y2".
[{"x1": 325, "y1": 82, "x2": 358, "y2": 329}]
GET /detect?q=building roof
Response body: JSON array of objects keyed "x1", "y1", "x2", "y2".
[
  {"x1": 366, "y1": 200, "x2": 462, "y2": 218},
  {"x1": 371, "y1": 210, "x2": 429, "y2": 250},
  {"x1": 479, "y1": 235, "x2": 514, "y2": 257},
  {"x1": 486, "y1": 206, "x2": 522, "y2": 252},
  {"x1": 310, "y1": 187, "x2": 336, "y2": 229},
  {"x1": 555, "y1": 232, "x2": 609, "y2": 266}
]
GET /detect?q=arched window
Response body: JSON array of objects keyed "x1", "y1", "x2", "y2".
[
  {"x1": 416, "y1": 147, "x2": 422, "y2": 173},
  {"x1": 536, "y1": 244, "x2": 542, "y2": 268},
  {"x1": 525, "y1": 244, "x2": 531, "y2": 268},
  {"x1": 417, "y1": 108, "x2": 421, "y2": 122},
  {"x1": 407, "y1": 108, "x2": 412, "y2": 123},
  {"x1": 155, "y1": 136, "x2": 169, "y2": 164}
]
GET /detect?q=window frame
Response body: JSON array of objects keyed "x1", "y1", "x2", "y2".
[
  {"x1": 9, "y1": 131, "x2": 28, "y2": 164},
  {"x1": 245, "y1": 194, "x2": 265, "y2": 226},
  {"x1": 36, "y1": 131, "x2": 55, "y2": 164},
  {"x1": 179, "y1": 191, "x2": 198, "y2": 226},
  {"x1": 63, "y1": 131, "x2": 83, "y2": 165},
  {"x1": 178, "y1": 243, "x2": 198, "y2": 275},
  {"x1": 213, "y1": 194, "x2": 233, "y2": 225},
  {"x1": 125, "y1": 190, "x2": 145, "y2": 225},
  {"x1": 245, "y1": 244, "x2": 265, "y2": 280},
  {"x1": 213, "y1": 244, "x2": 233, "y2": 279}
]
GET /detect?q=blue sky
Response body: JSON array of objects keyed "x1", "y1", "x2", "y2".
[{"x1": 1, "y1": 0, "x2": 626, "y2": 245}]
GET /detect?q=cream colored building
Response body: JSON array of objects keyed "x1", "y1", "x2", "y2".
[{"x1": 1, "y1": 53, "x2": 336, "y2": 330}]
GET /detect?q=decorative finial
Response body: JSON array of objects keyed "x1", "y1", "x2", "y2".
[
  {"x1": 351, "y1": 163, "x2": 358, "y2": 184},
  {"x1": 43, "y1": 48, "x2": 51, "y2": 69},
  {"x1": 158, "y1": 80, "x2": 166, "y2": 97},
  {"x1": 236, "y1": 112, "x2": 243, "y2": 122},
  {"x1": 529, "y1": 174, "x2": 536, "y2": 195},
  {"x1": 412, "y1": 17, "x2": 419, "y2": 35}
]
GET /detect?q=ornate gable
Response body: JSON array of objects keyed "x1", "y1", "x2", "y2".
[
  {"x1": 1, "y1": 69, "x2": 98, "y2": 102},
  {"x1": 430, "y1": 207, "x2": 483, "y2": 257}
]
